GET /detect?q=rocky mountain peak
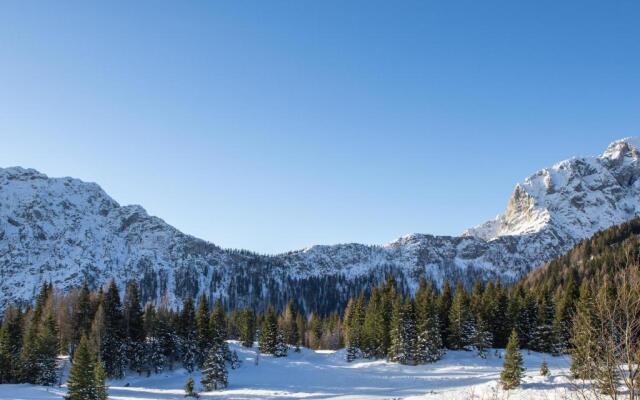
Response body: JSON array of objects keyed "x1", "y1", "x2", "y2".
[{"x1": 2, "y1": 138, "x2": 640, "y2": 313}]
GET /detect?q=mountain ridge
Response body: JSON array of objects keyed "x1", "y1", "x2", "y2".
[{"x1": 1, "y1": 137, "x2": 639, "y2": 313}]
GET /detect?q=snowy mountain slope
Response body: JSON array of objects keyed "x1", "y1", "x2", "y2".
[{"x1": 2, "y1": 137, "x2": 640, "y2": 313}]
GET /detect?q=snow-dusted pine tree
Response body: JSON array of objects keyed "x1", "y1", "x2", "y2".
[
  {"x1": 274, "y1": 332, "x2": 288, "y2": 358},
  {"x1": 448, "y1": 285, "x2": 475, "y2": 350},
  {"x1": 473, "y1": 318, "x2": 493, "y2": 359},
  {"x1": 201, "y1": 345, "x2": 228, "y2": 391}
]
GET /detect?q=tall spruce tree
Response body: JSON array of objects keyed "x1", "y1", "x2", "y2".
[
  {"x1": 201, "y1": 344, "x2": 228, "y2": 391},
  {"x1": 448, "y1": 284, "x2": 475, "y2": 350},
  {"x1": 415, "y1": 285, "x2": 443, "y2": 364},
  {"x1": 123, "y1": 282, "x2": 145, "y2": 373},
  {"x1": 473, "y1": 317, "x2": 493, "y2": 359},
  {"x1": 0, "y1": 306, "x2": 23, "y2": 383},
  {"x1": 101, "y1": 280, "x2": 126, "y2": 378},
  {"x1": 238, "y1": 308, "x2": 255, "y2": 348},
  {"x1": 500, "y1": 330, "x2": 524, "y2": 390},
  {"x1": 530, "y1": 292, "x2": 554, "y2": 353},
  {"x1": 551, "y1": 274, "x2": 578, "y2": 354},
  {"x1": 344, "y1": 294, "x2": 365, "y2": 362},
  {"x1": 35, "y1": 311, "x2": 59, "y2": 386},
  {"x1": 279, "y1": 300, "x2": 299, "y2": 348},
  {"x1": 362, "y1": 288, "x2": 385, "y2": 358},
  {"x1": 388, "y1": 299, "x2": 418, "y2": 365},
  {"x1": 438, "y1": 280, "x2": 453, "y2": 349},
  {"x1": 66, "y1": 336, "x2": 98, "y2": 400},
  {"x1": 195, "y1": 294, "x2": 211, "y2": 366},
  {"x1": 71, "y1": 282, "x2": 93, "y2": 353},
  {"x1": 259, "y1": 306, "x2": 279, "y2": 355},
  {"x1": 179, "y1": 298, "x2": 198, "y2": 372},
  {"x1": 570, "y1": 282, "x2": 598, "y2": 380}
]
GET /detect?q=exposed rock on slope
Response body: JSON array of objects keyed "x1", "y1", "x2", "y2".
[{"x1": 2, "y1": 137, "x2": 639, "y2": 313}]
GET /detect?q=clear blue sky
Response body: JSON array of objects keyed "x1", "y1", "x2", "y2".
[{"x1": 1, "y1": 1, "x2": 639, "y2": 253}]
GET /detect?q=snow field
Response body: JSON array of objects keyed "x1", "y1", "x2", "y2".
[{"x1": 0, "y1": 341, "x2": 575, "y2": 400}]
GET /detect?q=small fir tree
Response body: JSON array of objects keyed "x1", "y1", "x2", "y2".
[
  {"x1": 540, "y1": 360, "x2": 550, "y2": 377},
  {"x1": 500, "y1": 330, "x2": 525, "y2": 390},
  {"x1": 184, "y1": 376, "x2": 198, "y2": 398}
]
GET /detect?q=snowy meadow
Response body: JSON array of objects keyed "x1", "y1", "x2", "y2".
[{"x1": 1, "y1": 341, "x2": 576, "y2": 400}]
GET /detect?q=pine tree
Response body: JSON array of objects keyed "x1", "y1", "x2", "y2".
[
  {"x1": 530, "y1": 292, "x2": 554, "y2": 353},
  {"x1": 238, "y1": 309, "x2": 255, "y2": 348},
  {"x1": 473, "y1": 318, "x2": 493, "y2": 359},
  {"x1": 229, "y1": 350, "x2": 241, "y2": 369},
  {"x1": 570, "y1": 282, "x2": 598, "y2": 380},
  {"x1": 540, "y1": 359, "x2": 550, "y2": 376},
  {"x1": 274, "y1": 332, "x2": 288, "y2": 358},
  {"x1": 185, "y1": 376, "x2": 198, "y2": 397},
  {"x1": 500, "y1": 330, "x2": 524, "y2": 390},
  {"x1": 101, "y1": 280, "x2": 126, "y2": 378},
  {"x1": 195, "y1": 294, "x2": 211, "y2": 361},
  {"x1": 209, "y1": 300, "x2": 227, "y2": 349},
  {"x1": 71, "y1": 282, "x2": 93, "y2": 352},
  {"x1": 362, "y1": 288, "x2": 385, "y2": 358},
  {"x1": 551, "y1": 273, "x2": 578, "y2": 354},
  {"x1": 0, "y1": 306, "x2": 23, "y2": 383},
  {"x1": 438, "y1": 280, "x2": 453, "y2": 349},
  {"x1": 388, "y1": 299, "x2": 418, "y2": 365},
  {"x1": 344, "y1": 294, "x2": 365, "y2": 362},
  {"x1": 279, "y1": 300, "x2": 299, "y2": 347},
  {"x1": 123, "y1": 282, "x2": 145, "y2": 373},
  {"x1": 448, "y1": 284, "x2": 475, "y2": 350},
  {"x1": 179, "y1": 298, "x2": 198, "y2": 372},
  {"x1": 259, "y1": 306, "x2": 279, "y2": 355},
  {"x1": 65, "y1": 336, "x2": 97, "y2": 400},
  {"x1": 35, "y1": 311, "x2": 59, "y2": 386},
  {"x1": 414, "y1": 280, "x2": 443, "y2": 364},
  {"x1": 94, "y1": 360, "x2": 108, "y2": 400},
  {"x1": 200, "y1": 345, "x2": 228, "y2": 391}
]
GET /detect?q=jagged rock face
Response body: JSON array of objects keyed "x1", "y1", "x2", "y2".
[
  {"x1": 465, "y1": 137, "x2": 640, "y2": 243},
  {"x1": 2, "y1": 137, "x2": 640, "y2": 313}
]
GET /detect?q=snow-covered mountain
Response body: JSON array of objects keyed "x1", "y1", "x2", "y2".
[{"x1": 2, "y1": 137, "x2": 640, "y2": 313}]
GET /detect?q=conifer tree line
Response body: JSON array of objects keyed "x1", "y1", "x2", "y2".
[
  {"x1": 4, "y1": 218, "x2": 640, "y2": 396},
  {"x1": 0, "y1": 280, "x2": 344, "y2": 391},
  {"x1": 341, "y1": 274, "x2": 576, "y2": 365}
]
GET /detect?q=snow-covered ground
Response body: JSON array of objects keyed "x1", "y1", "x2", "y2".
[{"x1": 0, "y1": 342, "x2": 576, "y2": 400}]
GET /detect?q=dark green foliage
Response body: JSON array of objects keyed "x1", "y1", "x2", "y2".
[
  {"x1": 179, "y1": 298, "x2": 198, "y2": 372},
  {"x1": 415, "y1": 282, "x2": 443, "y2": 363},
  {"x1": 35, "y1": 311, "x2": 59, "y2": 385},
  {"x1": 570, "y1": 282, "x2": 597, "y2": 379},
  {"x1": 71, "y1": 282, "x2": 93, "y2": 351},
  {"x1": 438, "y1": 280, "x2": 453, "y2": 349},
  {"x1": 195, "y1": 295, "x2": 211, "y2": 357},
  {"x1": 447, "y1": 284, "x2": 475, "y2": 350},
  {"x1": 238, "y1": 308, "x2": 255, "y2": 348},
  {"x1": 101, "y1": 280, "x2": 126, "y2": 378},
  {"x1": 388, "y1": 299, "x2": 418, "y2": 365},
  {"x1": 201, "y1": 344, "x2": 228, "y2": 391},
  {"x1": 500, "y1": 330, "x2": 524, "y2": 390},
  {"x1": 259, "y1": 306, "x2": 281, "y2": 356},
  {"x1": 66, "y1": 336, "x2": 106, "y2": 400},
  {"x1": 279, "y1": 300, "x2": 299, "y2": 347},
  {"x1": 0, "y1": 306, "x2": 23, "y2": 383}
]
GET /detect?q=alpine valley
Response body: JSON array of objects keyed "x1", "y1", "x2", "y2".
[{"x1": 2, "y1": 137, "x2": 640, "y2": 313}]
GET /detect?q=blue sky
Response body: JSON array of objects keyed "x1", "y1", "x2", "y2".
[{"x1": 1, "y1": 1, "x2": 639, "y2": 253}]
